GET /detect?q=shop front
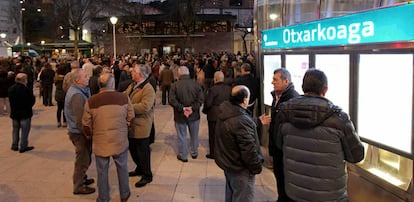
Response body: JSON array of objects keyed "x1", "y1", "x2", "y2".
[{"x1": 260, "y1": 3, "x2": 414, "y2": 201}]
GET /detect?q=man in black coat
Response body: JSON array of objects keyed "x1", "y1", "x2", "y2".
[
  {"x1": 8, "y1": 73, "x2": 36, "y2": 153},
  {"x1": 233, "y1": 63, "x2": 260, "y2": 115},
  {"x1": 203, "y1": 71, "x2": 231, "y2": 159},
  {"x1": 268, "y1": 68, "x2": 299, "y2": 202},
  {"x1": 214, "y1": 85, "x2": 263, "y2": 202}
]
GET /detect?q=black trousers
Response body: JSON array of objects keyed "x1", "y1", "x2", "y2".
[
  {"x1": 207, "y1": 121, "x2": 216, "y2": 156},
  {"x1": 161, "y1": 85, "x2": 170, "y2": 105},
  {"x1": 273, "y1": 149, "x2": 292, "y2": 202},
  {"x1": 128, "y1": 137, "x2": 153, "y2": 180}
]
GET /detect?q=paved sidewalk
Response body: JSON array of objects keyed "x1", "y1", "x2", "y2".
[{"x1": 0, "y1": 91, "x2": 277, "y2": 202}]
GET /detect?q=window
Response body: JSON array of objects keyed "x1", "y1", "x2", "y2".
[{"x1": 230, "y1": 0, "x2": 242, "y2": 6}]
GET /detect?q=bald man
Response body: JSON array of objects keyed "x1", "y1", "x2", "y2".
[
  {"x1": 214, "y1": 85, "x2": 264, "y2": 202},
  {"x1": 203, "y1": 71, "x2": 231, "y2": 159},
  {"x1": 8, "y1": 73, "x2": 36, "y2": 153}
]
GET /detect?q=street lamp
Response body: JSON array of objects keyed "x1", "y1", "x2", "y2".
[
  {"x1": 41, "y1": 40, "x2": 45, "y2": 55},
  {"x1": 0, "y1": 33, "x2": 6, "y2": 47},
  {"x1": 110, "y1": 16, "x2": 118, "y2": 60}
]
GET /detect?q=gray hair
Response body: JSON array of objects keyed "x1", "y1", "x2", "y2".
[
  {"x1": 214, "y1": 71, "x2": 225, "y2": 83},
  {"x1": 178, "y1": 66, "x2": 189, "y2": 76},
  {"x1": 133, "y1": 64, "x2": 150, "y2": 79},
  {"x1": 274, "y1": 68, "x2": 292, "y2": 82},
  {"x1": 98, "y1": 73, "x2": 115, "y2": 89}
]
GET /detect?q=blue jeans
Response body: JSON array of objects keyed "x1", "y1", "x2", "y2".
[
  {"x1": 224, "y1": 170, "x2": 256, "y2": 202},
  {"x1": 12, "y1": 118, "x2": 32, "y2": 150},
  {"x1": 96, "y1": 149, "x2": 130, "y2": 202},
  {"x1": 174, "y1": 119, "x2": 200, "y2": 159}
]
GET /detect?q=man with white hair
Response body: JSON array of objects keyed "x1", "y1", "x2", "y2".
[
  {"x1": 169, "y1": 66, "x2": 204, "y2": 162},
  {"x1": 124, "y1": 64, "x2": 156, "y2": 188}
]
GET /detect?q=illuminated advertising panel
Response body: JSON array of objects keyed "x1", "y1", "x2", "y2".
[
  {"x1": 315, "y1": 54, "x2": 350, "y2": 114},
  {"x1": 262, "y1": 3, "x2": 414, "y2": 49},
  {"x1": 358, "y1": 54, "x2": 413, "y2": 156},
  {"x1": 286, "y1": 55, "x2": 309, "y2": 94},
  {"x1": 263, "y1": 55, "x2": 282, "y2": 106}
]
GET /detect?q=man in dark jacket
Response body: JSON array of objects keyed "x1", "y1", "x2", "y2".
[
  {"x1": 203, "y1": 71, "x2": 231, "y2": 159},
  {"x1": 8, "y1": 73, "x2": 36, "y2": 153},
  {"x1": 277, "y1": 69, "x2": 364, "y2": 201},
  {"x1": 233, "y1": 63, "x2": 260, "y2": 114},
  {"x1": 169, "y1": 66, "x2": 204, "y2": 162},
  {"x1": 268, "y1": 68, "x2": 299, "y2": 202},
  {"x1": 215, "y1": 85, "x2": 264, "y2": 202}
]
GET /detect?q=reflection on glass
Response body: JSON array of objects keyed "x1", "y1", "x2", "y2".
[
  {"x1": 285, "y1": 0, "x2": 319, "y2": 25},
  {"x1": 263, "y1": 55, "x2": 282, "y2": 106},
  {"x1": 315, "y1": 54, "x2": 350, "y2": 114},
  {"x1": 258, "y1": 0, "x2": 282, "y2": 30},
  {"x1": 320, "y1": 0, "x2": 377, "y2": 18},
  {"x1": 358, "y1": 54, "x2": 413, "y2": 155},
  {"x1": 358, "y1": 144, "x2": 413, "y2": 190},
  {"x1": 285, "y1": 55, "x2": 308, "y2": 94}
]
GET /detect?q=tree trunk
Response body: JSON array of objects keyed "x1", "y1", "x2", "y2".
[{"x1": 74, "y1": 29, "x2": 79, "y2": 59}]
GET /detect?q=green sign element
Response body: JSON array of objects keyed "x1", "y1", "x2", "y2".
[{"x1": 262, "y1": 3, "x2": 414, "y2": 49}]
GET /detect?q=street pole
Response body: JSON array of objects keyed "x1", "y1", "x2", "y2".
[{"x1": 110, "y1": 16, "x2": 118, "y2": 60}]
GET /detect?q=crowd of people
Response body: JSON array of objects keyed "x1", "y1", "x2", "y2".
[{"x1": 0, "y1": 50, "x2": 365, "y2": 201}]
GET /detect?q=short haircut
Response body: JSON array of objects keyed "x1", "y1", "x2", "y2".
[
  {"x1": 98, "y1": 73, "x2": 115, "y2": 89},
  {"x1": 230, "y1": 85, "x2": 250, "y2": 105},
  {"x1": 274, "y1": 68, "x2": 292, "y2": 81},
  {"x1": 93, "y1": 65, "x2": 103, "y2": 76},
  {"x1": 241, "y1": 63, "x2": 251, "y2": 72},
  {"x1": 214, "y1": 71, "x2": 225, "y2": 82},
  {"x1": 72, "y1": 69, "x2": 86, "y2": 82},
  {"x1": 178, "y1": 66, "x2": 189, "y2": 76},
  {"x1": 133, "y1": 64, "x2": 150, "y2": 79},
  {"x1": 71, "y1": 61, "x2": 80, "y2": 69},
  {"x1": 302, "y1": 69, "x2": 328, "y2": 95}
]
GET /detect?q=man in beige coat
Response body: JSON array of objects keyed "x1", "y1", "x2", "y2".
[
  {"x1": 124, "y1": 63, "x2": 156, "y2": 188},
  {"x1": 82, "y1": 73, "x2": 134, "y2": 202}
]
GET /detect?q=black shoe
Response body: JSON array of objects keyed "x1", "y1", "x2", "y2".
[
  {"x1": 177, "y1": 155, "x2": 188, "y2": 163},
  {"x1": 73, "y1": 186, "x2": 95, "y2": 195},
  {"x1": 135, "y1": 178, "x2": 152, "y2": 188},
  {"x1": 191, "y1": 154, "x2": 198, "y2": 159},
  {"x1": 19, "y1": 146, "x2": 34, "y2": 153},
  {"x1": 83, "y1": 178, "x2": 95, "y2": 185},
  {"x1": 206, "y1": 154, "x2": 214, "y2": 159},
  {"x1": 129, "y1": 171, "x2": 144, "y2": 177},
  {"x1": 11, "y1": 147, "x2": 18, "y2": 151},
  {"x1": 121, "y1": 192, "x2": 131, "y2": 202}
]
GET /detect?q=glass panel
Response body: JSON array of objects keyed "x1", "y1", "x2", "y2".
[
  {"x1": 320, "y1": 0, "x2": 377, "y2": 18},
  {"x1": 358, "y1": 144, "x2": 413, "y2": 190},
  {"x1": 381, "y1": 0, "x2": 410, "y2": 6},
  {"x1": 285, "y1": 0, "x2": 319, "y2": 25},
  {"x1": 315, "y1": 54, "x2": 350, "y2": 114},
  {"x1": 257, "y1": 0, "x2": 282, "y2": 30},
  {"x1": 263, "y1": 55, "x2": 282, "y2": 106},
  {"x1": 285, "y1": 54, "x2": 309, "y2": 94},
  {"x1": 358, "y1": 54, "x2": 413, "y2": 155}
]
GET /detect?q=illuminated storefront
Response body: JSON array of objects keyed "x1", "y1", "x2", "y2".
[{"x1": 257, "y1": 1, "x2": 414, "y2": 201}]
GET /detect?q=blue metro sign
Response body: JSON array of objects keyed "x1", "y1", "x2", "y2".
[{"x1": 262, "y1": 3, "x2": 414, "y2": 49}]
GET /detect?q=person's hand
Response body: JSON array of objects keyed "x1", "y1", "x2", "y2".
[
  {"x1": 259, "y1": 114, "x2": 271, "y2": 125},
  {"x1": 183, "y1": 107, "x2": 193, "y2": 118}
]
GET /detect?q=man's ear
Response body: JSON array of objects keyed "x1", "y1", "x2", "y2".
[{"x1": 321, "y1": 86, "x2": 328, "y2": 97}]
